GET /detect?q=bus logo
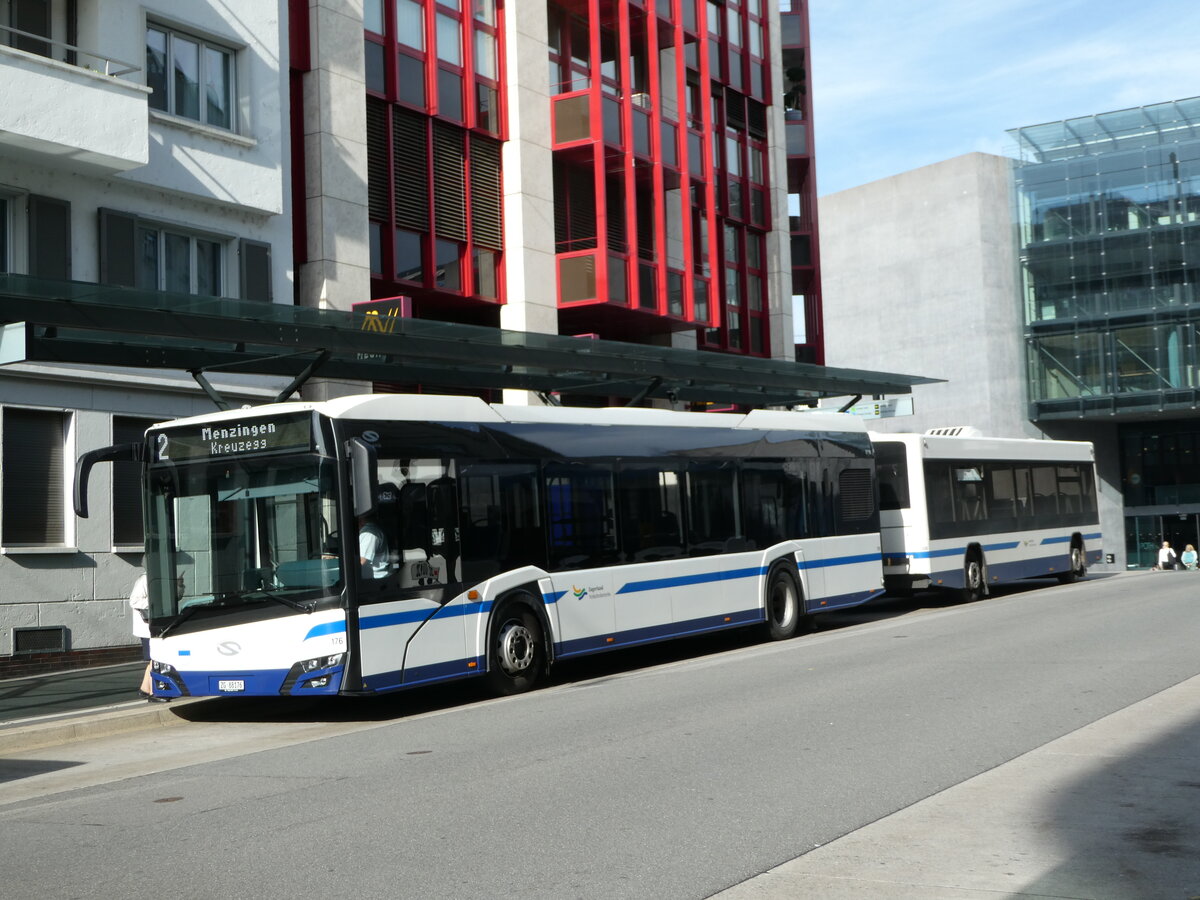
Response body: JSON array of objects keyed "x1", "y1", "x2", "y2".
[
  {"x1": 217, "y1": 641, "x2": 242, "y2": 656},
  {"x1": 572, "y1": 586, "x2": 588, "y2": 600}
]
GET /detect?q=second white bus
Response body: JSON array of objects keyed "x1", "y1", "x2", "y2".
[{"x1": 872, "y1": 430, "x2": 1102, "y2": 600}]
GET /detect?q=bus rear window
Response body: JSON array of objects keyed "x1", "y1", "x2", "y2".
[{"x1": 874, "y1": 442, "x2": 910, "y2": 510}]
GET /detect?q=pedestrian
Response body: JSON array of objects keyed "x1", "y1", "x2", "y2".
[
  {"x1": 130, "y1": 569, "x2": 167, "y2": 702},
  {"x1": 1156, "y1": 541, "x2": 1178, "y2": 571},
  {"x1": 1182, "y1": 544, "x2": 1198, "y2": 570}
]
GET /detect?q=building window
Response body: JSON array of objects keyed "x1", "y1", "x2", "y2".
[
  {"x1": 112, "y1": 417, "x2": 155, "y2": 547},
  {"x1": 146, "y1": 24, "x2": 236, "y2": 130},
  {"x1": 2, "y1": 407, "x2": 69, "y2": 546},
  {"x1": 99, "y1": 209, "x2": 270, "y2": 301}
]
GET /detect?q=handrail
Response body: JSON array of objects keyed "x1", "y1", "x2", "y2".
[{"x1": 1, "y1": 24, "x2": 141, "y2": 77}]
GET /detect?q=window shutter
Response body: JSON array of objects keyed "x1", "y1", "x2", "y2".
[
  {"x1": 99, "y1": 208, "x2": 137, "y2": 287},
  {"x1": 239, "y1": 239, "x2": 272, "y2": 302},
  {"x1": 432, "y1": 121, "x2": 467, "y2": 242},
  {"x1": 469, "y1": 134, "x2": 503, "y2": 251},
  {"x1": 393, "y1": 107, "x2": 429, "y2": 231},
  {"x1": 366, "y1": 97, "x2": 391, "y2": 222},
  {"x1": 28, "y1": 195, "x2": 71, "y2": 280},
  {"x1": 111, "y1": 417, "x2": 151, "y2": 546},
  {"x1": 2, "y1": 407, "x2": 66, "y2": 545}
]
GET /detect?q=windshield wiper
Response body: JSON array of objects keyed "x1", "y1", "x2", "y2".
[
  {"x1": 159, "y1": 600, "x2": 216, "y2": 639},
  {"x1": 242, "y1": 588, "x2": 316, "y2": 614}
]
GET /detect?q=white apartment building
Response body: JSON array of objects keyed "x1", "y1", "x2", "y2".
[{"x1": 0, "y1": 0, "x2": 291, "y2": 668}]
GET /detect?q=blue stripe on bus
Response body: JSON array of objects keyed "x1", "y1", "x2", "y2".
[
  {"x1": 303, "y1": 620, "x2": 347, "y2": 640},
  {"x1": 617, "y1": 566, "x2": 767, "y2": 594},
  {"x1": 543, "y1": 590, "x2": 568, "y2": 604},
  {"x1": 797, "y1": 552, "x2": 882, "y2": 569}
]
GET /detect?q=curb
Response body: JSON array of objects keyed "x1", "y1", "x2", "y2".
[{"x1": 0, "y1": 701, "x2": 200, "y2": 755}]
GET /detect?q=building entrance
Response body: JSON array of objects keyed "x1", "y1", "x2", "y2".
[{"x1": 1125, "y1": 513, "x2": 1200, "y2": 569}]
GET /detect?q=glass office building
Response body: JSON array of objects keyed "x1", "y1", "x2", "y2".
[{"x1": 1012, "y1": 98, "x2": 1200, "y2": 566}]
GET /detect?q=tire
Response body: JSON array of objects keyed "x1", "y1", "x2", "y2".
[
  {"x1": 486, "y1": 597, "x2": 546, "y2": 696},
  {"x1": 961, "y1": 552, "x2": 985, "y2": 603},
  {"x1": 1057, "y1": 542, "x2": 1086, "y2": 584},
  {"x1": 763, "y1": 564, "x2": 801, "y2": 641}
]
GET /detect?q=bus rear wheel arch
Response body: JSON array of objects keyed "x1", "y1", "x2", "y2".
[
  {"x1": 763, "y1": 561, "x2": 803, "y2": 641},
  {"x1": 485, "y1": 591, "x2": 548, "y2": 696}
]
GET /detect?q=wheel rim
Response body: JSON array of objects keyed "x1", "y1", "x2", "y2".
[
  {"x1": 967, "y1": 560, "x2": 982, "y2": 591},
  {"x1": 1071, "y1": 546, "x2": 1082, "y2": 574},
  {"x1": 496, "y1": 620, "x2": 535, "y2": 675},
  {"x1": 770, "y1": 578, "x2": 797, "y2": 630}
]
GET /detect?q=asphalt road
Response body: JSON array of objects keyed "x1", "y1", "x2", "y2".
[{"x1": 2, "y1": 572, "x2": 1199, "y2": 899}]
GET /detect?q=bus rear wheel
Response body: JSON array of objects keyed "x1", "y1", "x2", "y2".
[
  {"x1": 763, "y1": 564, "x2": 801, "y2": 641},
  {"x1": 961, "y1": 553, "x2": 986, "y2": 603},
  {"x1": 486, "y1": 597, "x2": 546, "y2": 696},
  {"x1": 1057, "y1": 543, "x2": 1086, "y2": 584}
]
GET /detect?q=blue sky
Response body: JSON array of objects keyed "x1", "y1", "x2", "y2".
[{"x1": 808, "y1": 0, "x2": 1200, "y2": 196}]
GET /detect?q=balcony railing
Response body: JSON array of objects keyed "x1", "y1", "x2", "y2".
[{"x1": 1, "y1": 23, "x2": 141, "y2": 77}]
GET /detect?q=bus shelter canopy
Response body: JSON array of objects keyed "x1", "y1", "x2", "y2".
[{"x1": 0, "y1": 274, "x2": 937, "y2": 409}]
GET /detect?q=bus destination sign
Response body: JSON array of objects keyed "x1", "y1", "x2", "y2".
[{"x1": 153, "y1": 414, "x2": 313, "y2": 462}]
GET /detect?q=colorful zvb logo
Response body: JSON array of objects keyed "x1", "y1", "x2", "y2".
[{"x1": 572, "y1": 585, "x2": 588, "y2": 600}]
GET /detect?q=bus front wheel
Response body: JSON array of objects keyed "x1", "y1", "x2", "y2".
[
  {"x1": 763, "y1": 564, "x2": 801, "y2": 641},
  {"x1": 486, "y1": 597, "x2": 546, "y2": 696},
  {"x1": 962, "y1": 553, "x2": 986, "y2": 603}
]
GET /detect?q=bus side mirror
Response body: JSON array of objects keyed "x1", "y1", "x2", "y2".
[
  {"x1": 74, "y1": 442, "x2": 143, "y2": 519},
  {"x1": 348, "y1": 438, "x2": 379, "y2": 518}
]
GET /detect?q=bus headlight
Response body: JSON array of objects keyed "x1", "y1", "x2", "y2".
[{"x1": 300, "y1": 653, "x2": 344, "y2": 673}]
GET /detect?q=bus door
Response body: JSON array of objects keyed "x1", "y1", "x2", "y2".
[{"x1": 545, "y1": 463, "x2": 618, "y2": 652}]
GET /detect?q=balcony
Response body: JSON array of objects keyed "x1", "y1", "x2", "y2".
[{"x1": 0, "y1": 26, "x2": 149, "y2": 174}]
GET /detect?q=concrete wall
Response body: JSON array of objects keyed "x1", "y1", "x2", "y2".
[
  {"x1": 821, "y1": 153, "x2": 1032, "y2": 439},
  {"x1": 820, "y1": 152, "x2": 1123, "y2": 570}
]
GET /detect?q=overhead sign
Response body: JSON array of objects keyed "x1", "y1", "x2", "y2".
[
  {"x1": 151, "y1": 413, "x2": 314, "y2": 462},
  {"x1": 845, "y1": 397, "x2": 914, "y2": 419}
]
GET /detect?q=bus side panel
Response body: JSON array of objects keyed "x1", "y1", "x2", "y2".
[
  {"x1": 357, "y1": 598, "x2": 445, "y2": 690},
  {"x1": 152, "y1": 609, "x2": 348, "y2": 698},
  {"x1": 797, "y1": 533, "x2": 883, "y2": 611}
]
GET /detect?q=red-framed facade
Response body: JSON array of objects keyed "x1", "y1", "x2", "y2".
[
  {"x1": 780, "y1": 0, "x2": 823, "y2": 364},
  {"x1": 549, "y1": 0, "x2": 776, "y2": 354},
  {"x1": 363, "y1": 0, "x2": 508, "y2": 324}
]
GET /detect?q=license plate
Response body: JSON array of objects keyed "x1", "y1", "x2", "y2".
[{"x1": 218, "y1": 679, "x2": 245, "y2": 692}]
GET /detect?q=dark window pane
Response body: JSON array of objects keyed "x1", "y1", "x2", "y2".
[
  {"x1": 365, "y1": 40, "x2": 386, "y2": 93},
  {"x1": 438, "y1": 68, "x2": 462, "y2": 121},
  {"x1": 146, "y1": 28, "x2": 168, "y2": 111},
  {"x1": 396, "y1": 228, "x2": 423, "y2": 282},
  {"x1": 435, "y1": 239, "x2": 462, "y2": 290},
  {"x1": 398, "y1": 52, "x2": 425, "y2": 106},
  {"x1": 173, "y1": 35, "x2": 201, "y2": 120}
]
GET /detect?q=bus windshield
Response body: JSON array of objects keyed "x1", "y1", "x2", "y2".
[{"x1": 145, "y1": 454, "x2": 343, "y2": 620}]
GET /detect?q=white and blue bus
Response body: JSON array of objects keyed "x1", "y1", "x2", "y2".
[
  {"x1": 872, "y1": 429, "x2": 1102, "y2": 601},
  {"x1": 76, "y1": 394, "x2": 884, "y2": 699}
]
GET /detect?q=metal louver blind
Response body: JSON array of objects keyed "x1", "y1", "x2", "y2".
[
  {"x1": 393, "y1": 107, "x2": 430, "y2": 231},
  {"x1": 469, "y1": 134, "x2": 503, "y2": 250},
  {"x1": 366, "y1": 98, "x2": 390, "y2": 221},
  {"x1": 2, "y1": 408, "x2": 66, "y2": 545},
  {"x1": 433, "y1": 121, "x2": 467, "y2": 242}
]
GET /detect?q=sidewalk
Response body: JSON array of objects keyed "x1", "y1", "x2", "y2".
[
  {"x1": 0, "y1": 662, "x2": 182, "y2": 753},
  {"x1": 715, "y1": 674, "x2": 1200, "y2": 899}
]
